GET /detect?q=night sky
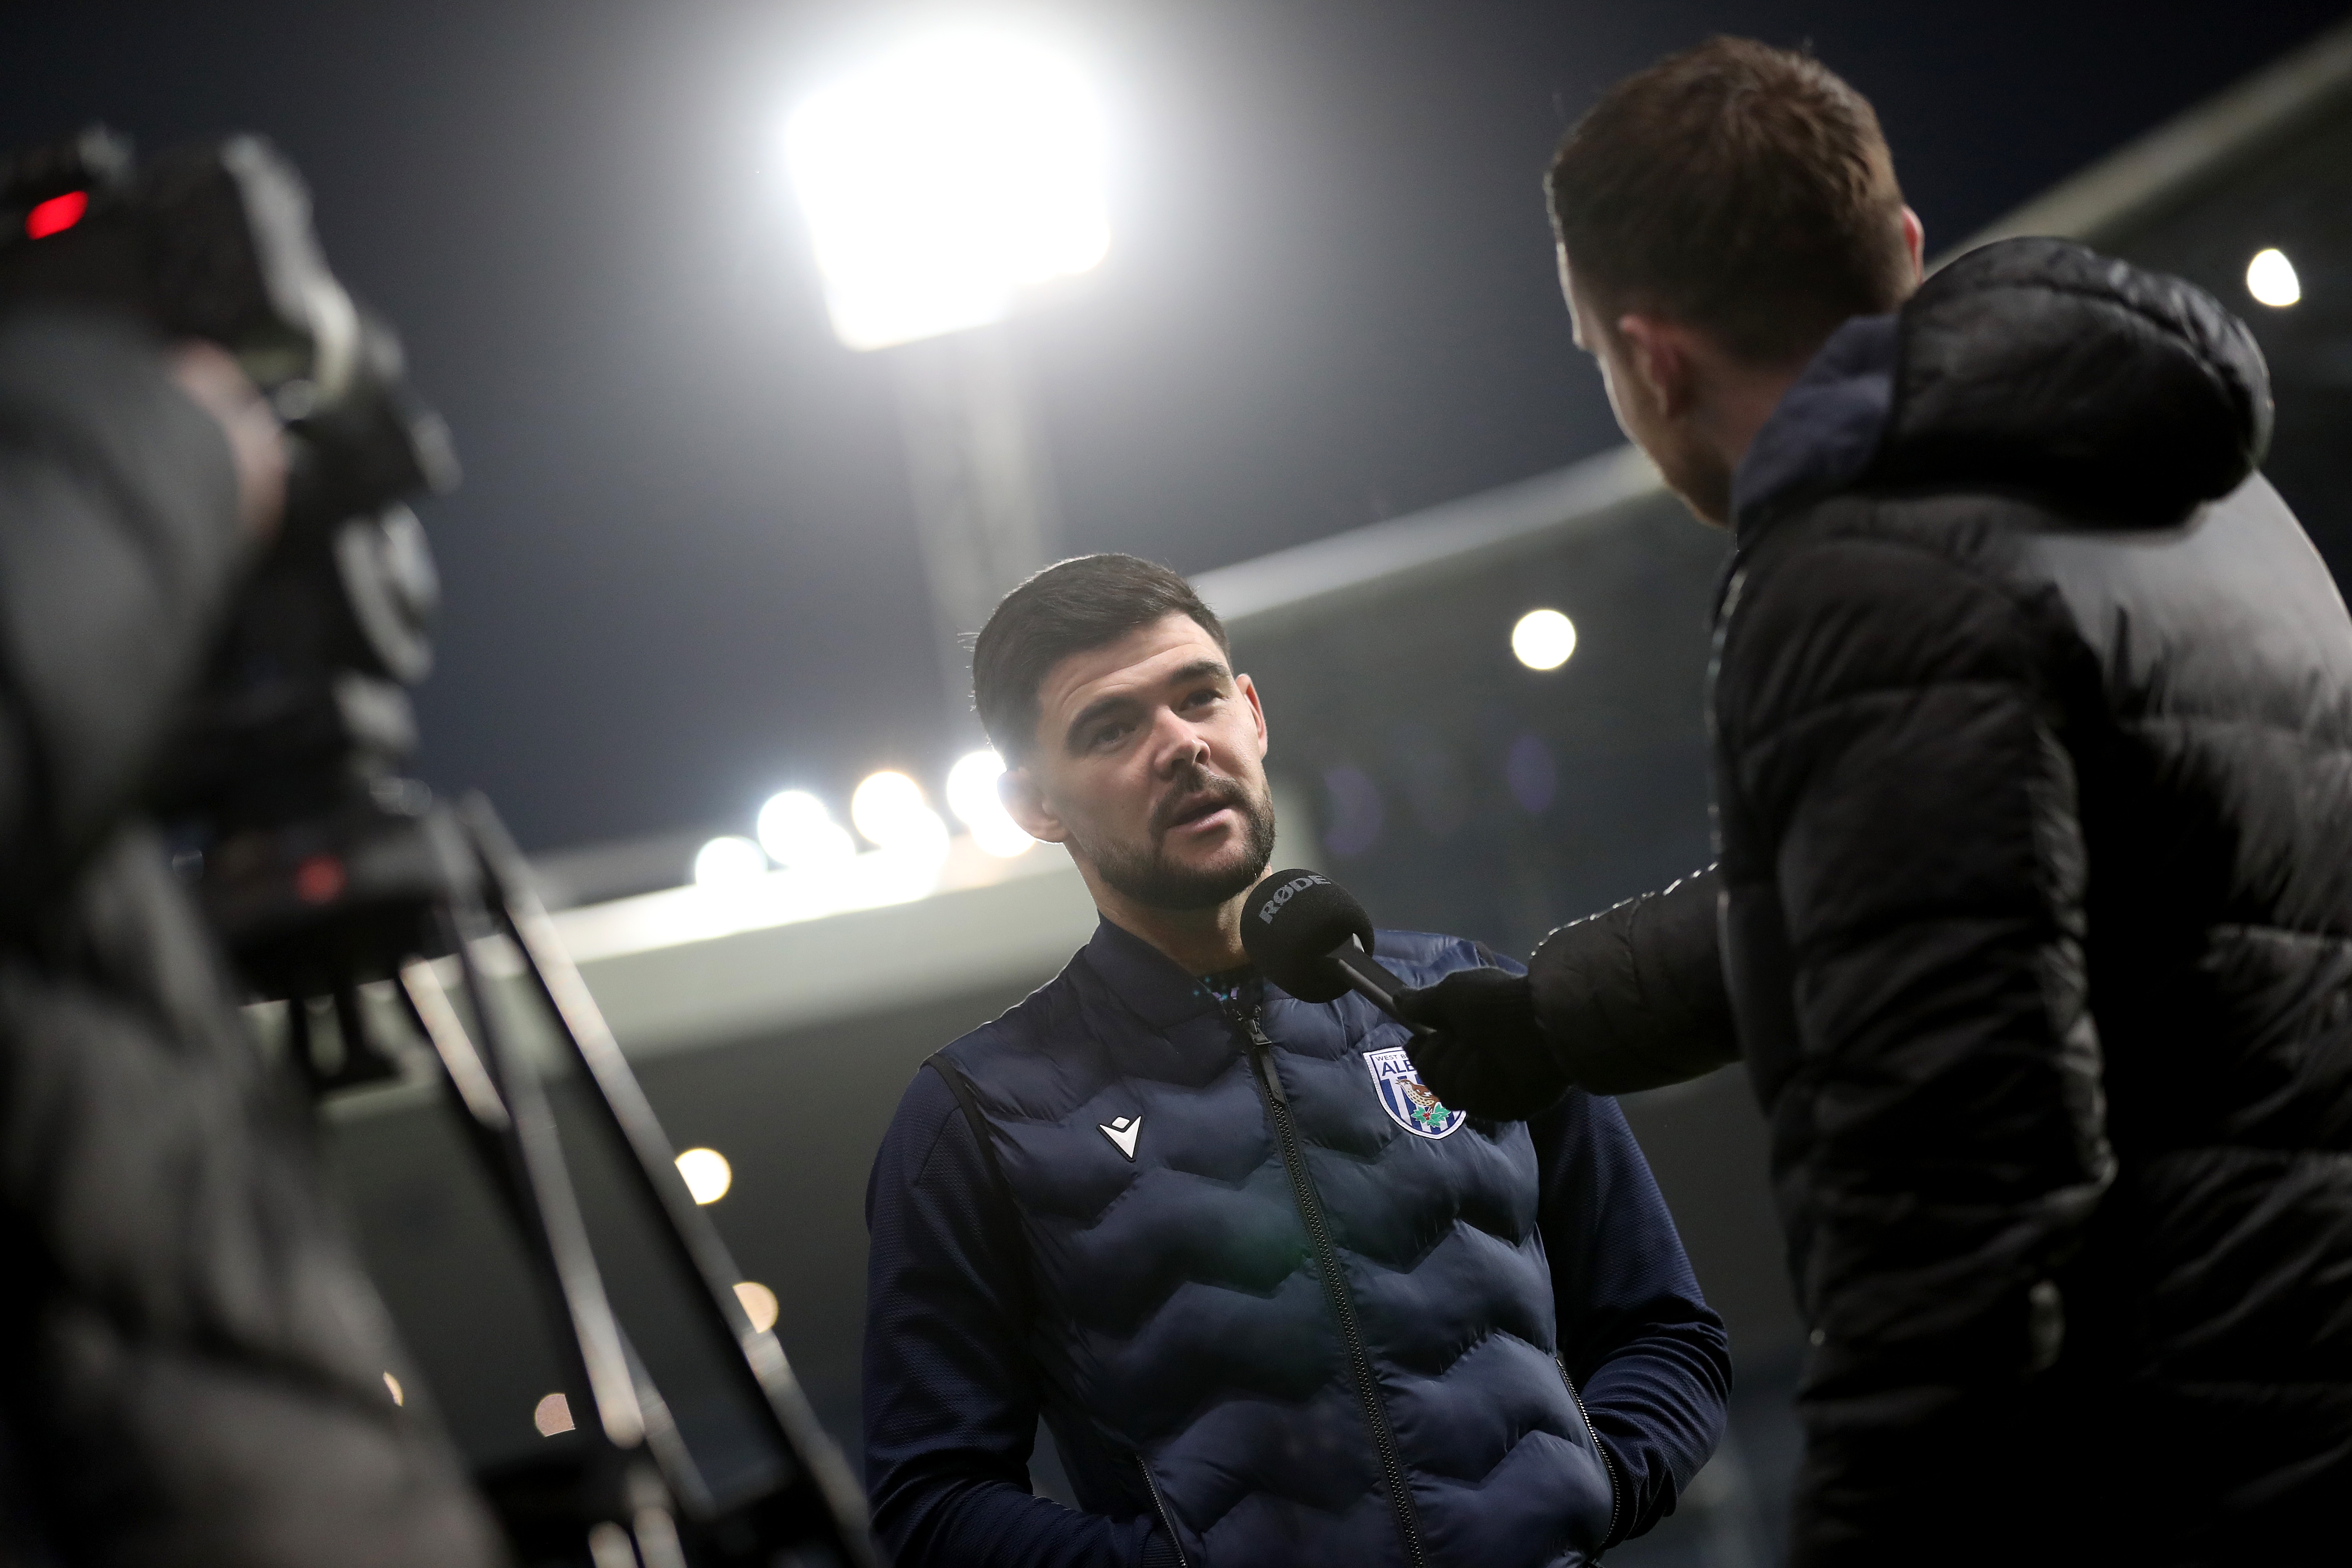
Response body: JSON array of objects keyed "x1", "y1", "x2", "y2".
[{"x1": 7, "y1": 1, "x2": 2346, "y2": 851}]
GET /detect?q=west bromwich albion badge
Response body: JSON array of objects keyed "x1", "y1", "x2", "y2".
[{"x1": 1363, "y1": 1045, "x2": 1465, "y2": 1139}]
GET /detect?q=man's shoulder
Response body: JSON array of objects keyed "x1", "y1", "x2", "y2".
[
  {"x1": 1760, "y1": 482, "x2": 2059, "y2": 584},
  {"x1": 1721, "y1": 487, "x2": 2066, "y2": 726},
  {"x1": 922, "y1": 944, "x2": 1123, "y2": 1127},
  {"x1": 935, "y1": 947, "x2": 1091, "y2": 1069},
  {"x1": 873, "y1": 960, "x2": 1091, "y2": 1194}
]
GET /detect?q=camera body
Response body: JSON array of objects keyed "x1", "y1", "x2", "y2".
[{"x1": 0, "y1": 126, "x2": 460, "y2": 1000}]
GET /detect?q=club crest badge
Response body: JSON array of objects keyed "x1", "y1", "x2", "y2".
[{"x1": 1363, "y1": 1046, "x2": 1464, "y2": 1140}]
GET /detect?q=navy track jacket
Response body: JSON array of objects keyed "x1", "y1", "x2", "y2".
[{"x1": 864, "y1": 918, "x2": 1729, "y2": 1567}]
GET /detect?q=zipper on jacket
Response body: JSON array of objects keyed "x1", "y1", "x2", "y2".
[
  {"x1": 1556, "y1": 1354, "x2": 1622, "y2": 1550},
  {"x1": 1135, "y1": 1452, "x2": 1191, "y2": 1568},
  {"x1": 1238, "y1": 1009, "x2": 1429, "y2": 1568}
]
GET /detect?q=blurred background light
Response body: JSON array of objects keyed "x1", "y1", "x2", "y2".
[
  {"x1": 533, "y1": 1392, "x2": 574, "y2": 1437},
  {"x1": 945, "y1": 749, "x2": 1037, "y2": 857},
  {"x1": 692, "y1": 834, "x2": 769, "y2": 888},
  {"x1": 1511, "y1": 608, "x2": 1578, "y2": 670},
  {"x1": 850, "y1": 769, "x2": 950, "y2": 858},
  {"x1": 674, "y1": 1146, "x2": 733, "y2": 1204},
  {"x1": 383, "y1": 1372, "x2": 404, "y2": 1407},
  {"x1": 2247, "y1": 246, "x2": 2302, "y2": 306},
  {"x1": 1321, "y1": 764, "x2": 1385, "y2": 858},
  {"x1": 786, "y1": 28, "x2": 1110, "y2": 350},
  {"x1": 756, "y1": 789, "x2": 856, "y2": 869},
  {"x1": 734, "y1": 1280, "x2": 781, "y2": 1334},
  {"x1": 1505, "y1": 731, "x2": 1559, "y2": 815}
]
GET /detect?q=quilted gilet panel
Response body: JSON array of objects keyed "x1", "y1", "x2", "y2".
[{"x1": 940, "y1": 928, "x2": 1616, "y2": 1568}]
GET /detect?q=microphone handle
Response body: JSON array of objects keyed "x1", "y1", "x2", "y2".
[{"x1": 1327, "y1": 941, "x2": 1439, "y2": 1041}]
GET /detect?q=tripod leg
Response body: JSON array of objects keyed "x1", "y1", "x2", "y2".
[
  {"x1": 287, "y1": 995, "x2": 319, "y2": 1089},
  {"x1": 586, "y1": 1522, "x2": 640, "y2": 1568},
  {"x1": 457, "y1": 794, "x2": 876, "y2": 1564},
  {"x1": 412, "y1": 901, "x2": 646, "y2": 1455},
  {"x1": 397, "y1": 961, "x2": 715, "y2": 1520},
  {"x1": 399, "y1": 959, "x2": 510, "y2": 1132}
]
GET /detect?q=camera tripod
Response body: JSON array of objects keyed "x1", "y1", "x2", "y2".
[{"x1": 224, "y1": 789, "x2": 876, "y2": 1568}]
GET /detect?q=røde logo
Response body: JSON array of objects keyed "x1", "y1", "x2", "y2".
[{"x1": 1257, "y1": 874, "x2": 1329, "y2": 924}]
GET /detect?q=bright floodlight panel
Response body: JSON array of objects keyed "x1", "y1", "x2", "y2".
[{"x1": 787, "y1": 33, "x2": 1111, "y2": 351}]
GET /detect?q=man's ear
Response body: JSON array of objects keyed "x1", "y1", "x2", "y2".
[
  {"x1": 1236, "y1": 671, "x2": 1268, "y2": 760},
  {"x1": 1613, "y1": 313, "x2": 1695, "y2": 420},
  {"x1": 1901, "y1": 205, "x2": 1926, "y2": 283},
  {"x1": 999, "y1": 763, "x2": 1068, "y2": 845}
]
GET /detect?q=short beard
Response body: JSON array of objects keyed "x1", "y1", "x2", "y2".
[{"x1": 1076, "y1": 768, "x2": 1277, "y2": 913}]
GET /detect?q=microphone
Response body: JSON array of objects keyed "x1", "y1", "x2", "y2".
[{"x1": 1239, "y1": 868, "x2": 1434, "y2": 1036}]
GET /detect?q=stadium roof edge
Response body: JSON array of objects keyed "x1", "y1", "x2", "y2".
[
  {"x1": 1193, "y1": 444, "x2": 1666, "y2": 629},
  {"x1": 1945, "y1": 14, "x2": 2352, "y2": 259}
]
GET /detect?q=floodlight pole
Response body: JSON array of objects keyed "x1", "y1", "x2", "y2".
[{"x1": 892, "y1": 322, "x2": 1061, "y2": 736}]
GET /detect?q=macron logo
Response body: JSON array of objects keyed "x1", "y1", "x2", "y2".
[
  {"x1": 1256, "y1": 874, "x2": 1328, "y2": 925},
  {"x1": 1099, "y1": 1114, "x2": 1142, "y2": 1160}
]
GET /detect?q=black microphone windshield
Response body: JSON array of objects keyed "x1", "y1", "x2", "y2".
[{"x1": 1240, "y1": 869, "x2": 1373, "y2": 1002}]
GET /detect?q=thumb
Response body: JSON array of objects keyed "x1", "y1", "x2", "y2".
[{"x1": 1392, "y1": 983, "x2": 1442, "y2": 1027}]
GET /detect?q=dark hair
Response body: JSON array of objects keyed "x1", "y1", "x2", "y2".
[
  {"x1": 972, "y1": 554, "x2": 1231, "y2": 759},
  {"x1": 1546, "y1": 36, "x2": 1912, "y2": 364}
]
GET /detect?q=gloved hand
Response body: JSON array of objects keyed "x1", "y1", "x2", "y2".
[{"x1": 1393, "y1": 967, "x2": 1572, "y2": 1120}]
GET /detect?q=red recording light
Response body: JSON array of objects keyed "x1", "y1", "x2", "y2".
[
  {"x1": 25, "y1": 190, "x2": 88, "y2": 240},
  {"x1": 294, "y1": 853, "x2": 347, "y2": 906}
]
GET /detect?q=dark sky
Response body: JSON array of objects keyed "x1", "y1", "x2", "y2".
[{"x1": 8, "y1": 1, "x2": 2346, "y2": 851}]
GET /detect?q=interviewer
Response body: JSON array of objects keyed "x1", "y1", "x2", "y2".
[{"x1": 1400, "y1": 36, "x2": 2352, "y2": 1565}]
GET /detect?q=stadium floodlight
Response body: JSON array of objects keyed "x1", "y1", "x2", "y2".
[
  {"x1": 946, "y1": 748, "x2": 1038, "y2": 857},
  {"x1": 786, "y1": 28, "x2": 1110, "y2": 350},
  {"x1": 2247, "y1": 248, "x2": 2301, "y2": 308},
  {"x1": 693, "y1": 834, "x2": 770, "y2": 887},
  {"x1": 1511, "y1": 608, "x2": 1578, "y2": 671},
  {"x1": 756, "y1": 788, "x2": 857, "y2": 869}
]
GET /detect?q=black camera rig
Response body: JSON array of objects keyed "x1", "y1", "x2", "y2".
[{"x1": 0, "y1": 128, "x2": 874, "y2": 1568}]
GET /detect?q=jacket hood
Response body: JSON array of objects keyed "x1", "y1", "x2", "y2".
[{"x1": 1733, "y1": 237, "x2": 2274, "y2": 530}]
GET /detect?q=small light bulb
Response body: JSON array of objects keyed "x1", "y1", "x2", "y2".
[
  {"x1": 946, "y1": 749, "x2": 1036, "y2": 857},
  {"x1": 852, "y1": 770, "x2": 951, "y2": 861},
  {"x1": 735, "y1": 1280, "x2": 781, "y2": 1333},
  {"x1": 756, "y1": 790, "x2": 855, "y2": 868},
  {"x1": 2247, "y1": 248, "x2": 2301, "y2": 309},
  {"x1": 1511, "y1": 609, "x2": 1578, "y2": 671},
  {"x1": 945, "y1": 750, "x2": 1006, "y2": 825},
  {"x1": 693, "y1": 835, "x2": 769, "y2": 887},
  {"x1": 675, "y1": 1146, "x2": 733, "y2": 1204}
]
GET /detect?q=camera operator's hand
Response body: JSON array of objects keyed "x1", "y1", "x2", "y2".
[
  {"x1": 167, "y1": 340, "x2": 285, "y2": 541},
  {"x1": 1395, "y1": 967, "x2": 1572, "y2": 1120}
]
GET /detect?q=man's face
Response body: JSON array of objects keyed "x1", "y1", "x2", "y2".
[
  {"x1": 1006, "y1": 613, "x2": 1277, "y2": 912},
  {"x1": 1559, "y1": 244, "x2": 1733, "y2": 526}
]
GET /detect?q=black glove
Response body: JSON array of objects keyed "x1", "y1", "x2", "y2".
[{"x1": 1393, "y1": 967, "x2": 1571, "y2": 1120}]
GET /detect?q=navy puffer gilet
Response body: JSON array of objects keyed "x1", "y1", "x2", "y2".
[{"x1": 934, "y1": 922, "x2": 1618, "y2": 1568}]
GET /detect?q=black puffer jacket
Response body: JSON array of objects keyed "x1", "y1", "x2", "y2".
[
  {"x1": 0, "y1": 312, "x2": 503, "y2": 1567},
  {"x1": 1669, "y1": 237, "x2": 2352, "y2": 1565}
]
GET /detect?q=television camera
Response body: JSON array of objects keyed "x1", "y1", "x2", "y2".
[{"x1": 0, "y1": 126, "x2": 873, "y2": 1568}]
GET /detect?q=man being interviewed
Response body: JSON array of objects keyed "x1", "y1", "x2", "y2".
[{"x1": 861, "y1": 554, "x2": 1729, "y2": 1568}]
